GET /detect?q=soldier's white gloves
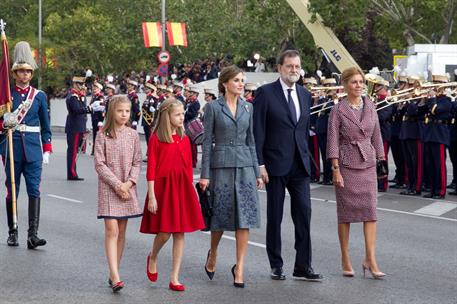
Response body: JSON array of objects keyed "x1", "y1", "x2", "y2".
[
  {"x1": 42, "y1": 152, "x2": 50, "y2": 164},
  {"x1": 149, "y1": 106, "x2": 156, "y2": 113},
  {"x1": 3, "y1": 112, "x2": 19, "y2": 129},
  {"x1": 132, "y1": 121, "x2": 138, "y2": 127}
]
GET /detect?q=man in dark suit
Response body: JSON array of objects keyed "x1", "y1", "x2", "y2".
[{"x1": 253, "y1": 50, "x2": 322, "y2": 281}]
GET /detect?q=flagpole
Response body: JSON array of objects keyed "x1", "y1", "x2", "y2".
[{"x1": 0, "y1": 20, "x2": 18, "y2": 230}]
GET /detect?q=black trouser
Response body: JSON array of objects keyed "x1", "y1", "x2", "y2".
[
  {"x1": 308, "y1": 135, "x2": 320, "y2": 182},
  {"x1": 66, "y1": 132, "x2": 83, "y2": 179},
  {"x1": 390, "y1": 136, "x2": 406, "y2": 184},
  {"x1": 317, "y1": 133, "x2": 331, "y2": 183},
  {"x1": 91, "y1": 113, "x2": 103, "y2": 154},
  {"x1": 425, "y1": 142, "x2": 447, "y2": 196},
  {"x1": 403, "y1": 139, "x2": 423, "y2": 193},
  {"x1": 143, "y1": 125, "x2": 152, "y2": 144},
  {"x1": 377, "y1": 140, "x2": 390, "y2": 191},
  {"x1": 449, "y1": 141, "x2": 457, "y2": 185},
  {"x1": 266, "y1": 152, "x2": 312, "y2": 270}
]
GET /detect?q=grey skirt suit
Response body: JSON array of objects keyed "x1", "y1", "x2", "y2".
[{"x1": 201, "y1": 97, "x2": 261, "y2": 231}]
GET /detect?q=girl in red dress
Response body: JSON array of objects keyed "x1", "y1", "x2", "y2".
[{"x1": 140, "y1": 98, "x2": 205, "y2": 291}]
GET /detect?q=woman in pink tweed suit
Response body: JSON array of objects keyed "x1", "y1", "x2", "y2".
[
  {"x1": 327, "y1": 67, "x2": 386, "y2": 279},
  {"x1": 94, "y1": 95, "x2": 143, "y2": 292}
]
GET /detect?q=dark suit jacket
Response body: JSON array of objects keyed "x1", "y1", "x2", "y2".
[{"x1": 253, "y1": 79, "x2": 311, "y2": 176}]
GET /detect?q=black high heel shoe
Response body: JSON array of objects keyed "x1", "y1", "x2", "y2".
[
  {"x1": 204, "y1": 250, "x2": 215, "y2": 280},
  {"x1": 231, "y1": 264, "x2": 245, "y2": 288}
]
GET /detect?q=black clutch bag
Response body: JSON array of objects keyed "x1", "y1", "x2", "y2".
[
  {"x1": 195, "y1": 182, "x2": 213, "y2": 231},
  {"x1": 376, "y1": 160, "x2": 388, "y2": 179}
]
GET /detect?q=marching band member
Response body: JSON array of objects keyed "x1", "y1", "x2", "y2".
[
  {"x1": 304, "y1": 77, "x2": 320, "y2": 183},
  {"x1": 0, "y1": 41, "x2": 52, "y2": 248},
  {"x1": 104, "y1": 83, "x2": 116, "y2": 114},
  {"x1": 243, "y1": 83, "x2": 257, "y2": 103},
  {"x1": 422, "y1": 75, "x2": 453, "y2": 199},
  {"x1": 127, "y1": 79, "x2": 140, "y2": 130},
  {"x1": 449, "y1": 100, "x2": 457, "y2": 195},
  {"x1": 172, "y1": 81, "x2": 186, "y2": 104},
  {"x1": 66, "y1": 76, "x2": 91, "y2": 180},
  {"x1": 389, "y1": 76, "x2": 408, "y2": 189},
  {"x1": 90, "y1": 82, "x2": 105, "y2": 155},
  {"x1": 315, "y1": 78, "x2": 337, "y2": 185},
  {"x1": 141, "y1": 82, "x2": 157, "y2": 143},
  {"x1": 398, "y1": 77, "x2": 427, "y2": 196},
  {"x1": 185, "y1": 84, "x2": 201, "y2": 168},
  {"x1": 375, "y1": 79, "x2": 392, "y2": 192}
]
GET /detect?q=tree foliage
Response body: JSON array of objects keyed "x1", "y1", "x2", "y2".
[{"x1": 0, "y1": 0, "x2": 456, "y2": 90}]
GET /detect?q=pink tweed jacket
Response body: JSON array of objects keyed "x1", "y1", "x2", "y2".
[
  {"x1": 94, "y1": 127, "x2": 143, "y2": 218},
  {"x1": 327, "y1": 97, "x2": 384, "y2": 169}
]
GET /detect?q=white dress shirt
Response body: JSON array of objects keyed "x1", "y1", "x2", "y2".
[{"x1": 279, "y1": 77, "x2": 301, "y2": 119}]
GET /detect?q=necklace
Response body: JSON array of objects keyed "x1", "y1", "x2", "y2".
[{"x1": 349, "y1": 97, "x2": 363, "y2": 110}]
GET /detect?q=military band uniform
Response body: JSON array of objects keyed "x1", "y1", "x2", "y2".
[
  {"x1": 308, "y1": 106, "x2": 320, "y2": 182},
  {"x1": 90, "y1": 91, "x2": 105, "y2": 155},
  {"x1": 128, "y1": 90, "x2": 141, "y2": 130},
  {"x1": 376, "y1": 99, "x2": 392, "y2": 191},
  {"x1": 65, "y1": 89, "x2": 91, "y2": 180},
  {"x1": 390, "y1": 104, "x2": 407, "y2": 188},
  {"x1": 184, "y1": 96, "x2": 200, "y2": 168},
  {"x1": 141, "y1": 93, "x2": 156, "y2": 143},
  {"x1": 315, "y1": 97, "x2": 333, "y2": 185},
  {"x1": 398, "y1": 99, "x2": 427, "y2": 195},
  {"x1": 423, "y1": 95, "x2": 453, "y2": 198},
  {"x1": 449, "y1": 102, "x2": 457, "y2": 195}
]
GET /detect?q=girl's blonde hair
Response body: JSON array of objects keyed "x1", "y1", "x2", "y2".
[
  {"x1": 153, "y1": 97, "x2": 185, "y2": 143},
  {"x1": 103, "y1": 95, "x2": 131, "y2": 139}
]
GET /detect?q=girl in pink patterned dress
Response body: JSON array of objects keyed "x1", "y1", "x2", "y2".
[{"x1": 94, "y1": 95, "x2": 143, "y2": 292}]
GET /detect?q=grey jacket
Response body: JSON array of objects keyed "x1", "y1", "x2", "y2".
[{"x1": 201, "y1": 96, "x2": 260, "y2": 179}]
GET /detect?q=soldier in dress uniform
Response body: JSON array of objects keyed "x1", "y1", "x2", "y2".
[
  {"x1": 201, "y1": 88, "x2": 217, "y2": 119},
  {"x1": 422, "y1": 75, "x2": 453, "y2": 199},
  {"x1": 389, "y1": 76, "x2": 408, "y2": 189},
  {"x1": 398, "y1": 76, "x2": 427, "y2": 195},
  {"x1": 127, "y1": 79, "x2": 140, "y2": 129},
  {"x1": 141, "y1": 82, "x2": 157, "y2": 143},
  {"x1": 66, "y1": 76, "x2": 91, "y2": 180},
  {"x1": 172, "y1": 81, "x2": 185, "y2": 104},
  {"x1": 90, "y1": 82, "x2": 105, "y2": 155},
  {"x1": 165, "y1": 86, "x2": 174, "y2": 99},
  {"x1": 104, "y1": 83, "x2": 116, "y2": 114},
  {"x1": 0, "y1": 41, "x2": 52, "y2": 248},
  {"x1": 374, "y1": 79, "x2": 393, "y2": 192},
  {"x1": 157, "y1": 84, "x2": 167, "y2": 102},
  {"x1": 449, "y1": 97, "x2": 457, "y2": 195},
  {"x1": 244, "y1": 83, "x2": 257, "y2": 103},
  {"x1": 185, "y1": 84, "x2": 201, "y2": 168},
  {"x1": 315, "y1": 78, "x2": 336, "y2": 185},
  {"x1": 303, "y1": 77, "x2": 320, "y2": 182}
]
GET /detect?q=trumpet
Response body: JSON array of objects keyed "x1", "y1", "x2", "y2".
[
  {"x1": 309, "y1": 85, "x2": 344, "y2": 92},
  {"x1": 310, "y1": 93, "x2": 347, "y2": 112}
]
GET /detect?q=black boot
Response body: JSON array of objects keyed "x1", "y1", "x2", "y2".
[
  {"x1": 27, "y1": 197, "x2": 46, "y2": 249},
  {"x1": 6, "y1": 199, "x2": 18, "y2": 246}
]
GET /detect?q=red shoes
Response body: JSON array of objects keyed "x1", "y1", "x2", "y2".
[
  {"x1": 111, "y1": 281, "x2": 124, "y2": 293},
  {"x1": 146, "y1": 254, "x2": 158, "y2": 282},
  {"x1": 169, "y1": 282, "x2": 185, "y2": 291}
]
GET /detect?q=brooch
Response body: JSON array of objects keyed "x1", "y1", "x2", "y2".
[{"x1": 244, "y1": 104, "x2": 249, "y2": 113}]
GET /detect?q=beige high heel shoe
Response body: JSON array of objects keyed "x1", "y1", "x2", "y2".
[
  {"x1": 342, "y1": 269, "x2": 355, "y2": 277},
  {"x1": 362, "y1": 262, "x2": 386, "y2": 279}
]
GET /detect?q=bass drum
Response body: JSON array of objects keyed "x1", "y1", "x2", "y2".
[{"x1": 185, "y1": 118, "x2": 204, "y2": 145}]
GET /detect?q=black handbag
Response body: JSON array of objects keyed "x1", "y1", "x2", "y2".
[
  {"x1": 195, "y1": 182, "x2": 213, "y2": 231},
  {"x1": 376, "y1": 160, "x2": 388, "y2": 179}
]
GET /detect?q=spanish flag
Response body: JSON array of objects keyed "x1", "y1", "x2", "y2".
[
  {"x1": 166, "y1": 22, "x2": 188, "y2": 47},
  {"x1": 142, "y1": 22, "x2": 163, "y2": 48}
]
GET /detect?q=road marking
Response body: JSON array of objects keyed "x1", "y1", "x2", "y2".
[
  {"x1": 47, "y1": 194, "x2": 83, "y2": 203},
  {"x1": 195, "y1": 179, "x2": 457, "y2": 222},
  {"x1": 202, "y1": 231, "x2": 266, "y2": 248},
  {"x1": 311, "y1": 197, "x2": 457, "y2": 222},
  {"x1": 414, "y1": 202, "x2": 457, "y2": 216}
]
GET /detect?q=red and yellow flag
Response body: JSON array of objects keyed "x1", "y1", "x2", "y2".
[
  {"x1": 0, "y1": 29, "x2": 11, "y2": 117},
  {"x1": 142, "y1": 22, "x2": 163, "y2": 48},
  {"x1": 166, "y1": 22, "x2": 188, "y2": 47}
]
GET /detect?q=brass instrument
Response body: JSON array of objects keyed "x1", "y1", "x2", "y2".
[{"x1": 309, "y1": 85, "x2": 344, "y2": 91}]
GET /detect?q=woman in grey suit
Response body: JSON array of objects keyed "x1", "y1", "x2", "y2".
[{"x1": 199, "y1": 65, "x2": 263, "y2": 288}]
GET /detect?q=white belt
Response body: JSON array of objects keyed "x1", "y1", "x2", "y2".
[{"x1": 16, "y1": 124, "x2": 41, "y2": 133}]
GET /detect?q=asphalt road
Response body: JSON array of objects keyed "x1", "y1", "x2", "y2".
[{"x1": 0, "y1": 133, "x2": 456, "y2": 304}]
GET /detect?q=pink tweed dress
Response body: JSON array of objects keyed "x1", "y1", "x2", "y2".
[
  {"x1": 326, "y1": 98, "x2": 384, "y2": 223},
  {"x1": 94, "y1": 127, "x2": 143, "y2": 219}
]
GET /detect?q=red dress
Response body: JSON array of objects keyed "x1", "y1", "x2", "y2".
[{"x1": 140, "y1": 133, "x2": 205, "y2": 234}]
